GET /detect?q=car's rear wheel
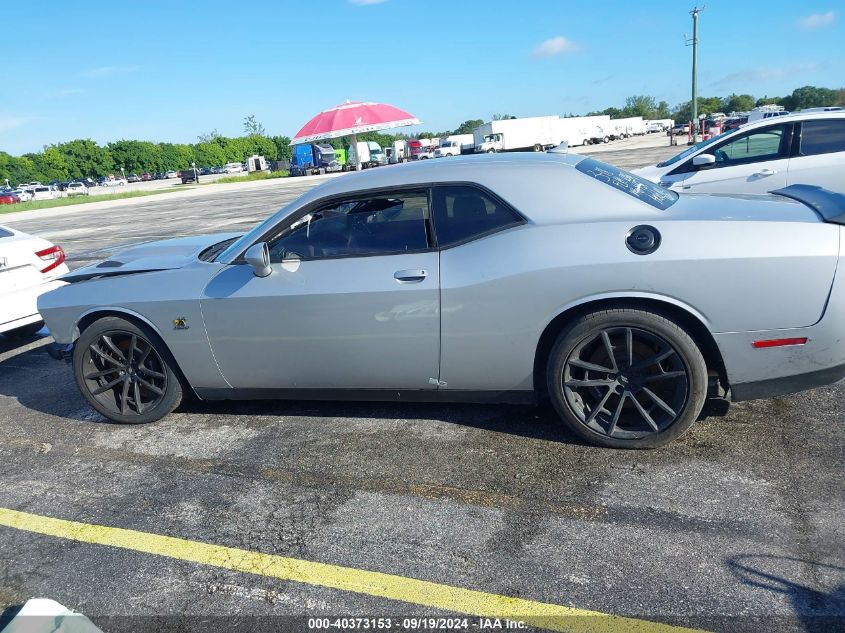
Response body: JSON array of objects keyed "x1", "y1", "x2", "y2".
[
  {"x1": 547, "y1": 308, "x2": 707, "y2": 449},
  {"x1": 73, "y1": 316, "x2": 182, "y2": 424}
]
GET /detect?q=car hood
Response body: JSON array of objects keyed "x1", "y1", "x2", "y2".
[{"x1": 60, "y1": 232, "x2": 242, "y2": 282}]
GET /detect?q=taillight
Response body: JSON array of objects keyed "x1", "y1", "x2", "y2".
[{"x1": 35, "y1": 245, "x2": 65, "y2": 273}]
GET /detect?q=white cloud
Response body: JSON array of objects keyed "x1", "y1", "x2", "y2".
[
  {"x1": 0, "y1": 114, "x2": 33, "y2": 134},
  {"x1": 532, "y1": 36, "x2": 580, "y2": 58},
  {"x1": 713, "y1": 62, "x2": 820, "y2": 88},
  {"x1": 349, "y1": 0, "x2": 388, "y2": 5},
  {"x1": 798, "y1": 11, "x2": 836, "y2": 29},
  {"x1": 81, "y1": 65, "x2": 141, "y2": 78}
]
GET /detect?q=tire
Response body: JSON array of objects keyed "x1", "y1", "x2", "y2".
[
  {"x1": 583, "y1": 139, "x2": 590, "y2": 146},
  {"x1": 546, "y1": 308, "x2": 707, "y2": 449},
  {"x1": 486, "y1": 148, "x2": 495, "y2": 153},
  {"x1": 603, "y1": 136, "x2": 610, "y2": 144},
  {"x1": 4, "y1": 321, "x2": 44, "y2": 338},
  {"x1": 533, "y1": 144, "x2": 542, "y2": 152},
  {"x1": 73, "y1": 316, "x2": 183, "y2": 424}
]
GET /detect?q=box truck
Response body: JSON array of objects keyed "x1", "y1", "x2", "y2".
[
  {"x1": 434, "y1": 134, "x2": 475, "y2": 157},
  {"x1": 473, "y1": 117, "x2": 562, "y2": 153},
  {"x1": 608, "y1": 117, "x2": 646, "y2": 140}
]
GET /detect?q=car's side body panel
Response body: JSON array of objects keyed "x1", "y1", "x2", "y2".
[
  {"x1": 39, "y1": 263, "x2": 231, "y2": 390},
  {"x1": 199, "y1": 253, "x2": 441, "y2": 390},
  {"x1": 438, "y1": 217, "x2": 839, "y2": 391}
]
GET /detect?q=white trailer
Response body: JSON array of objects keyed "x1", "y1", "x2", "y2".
[
  {"x1": 555, "y1": 116, "x2": 612, "y2": 147},
  {"x1": 473, "y1": 116, "x2": 564, "y2": 153},
  {"x1": 608, "y1": 117, "x2": 646, "y2": 140}
]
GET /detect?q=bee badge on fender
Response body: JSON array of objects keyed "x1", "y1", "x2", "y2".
[{"x1": 172, "y1": 317, "x2": 189, "y2": 330}]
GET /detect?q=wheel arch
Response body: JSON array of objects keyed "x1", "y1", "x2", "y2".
[
  {"x1": 74, "y1": 307, "x2": 194, "y2": 396},
  {"x1": 533, "y1": 295, "x2": 728, "y2": 397}
]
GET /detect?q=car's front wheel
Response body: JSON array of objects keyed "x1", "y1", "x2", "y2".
[
  {"x1": 73, "y1": 316, "x2": 183, "y2": 424},
  {"x1": 547, "y1": 308, "x2": 707, "y2": 449}
]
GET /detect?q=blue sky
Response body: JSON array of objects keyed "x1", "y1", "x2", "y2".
[{"x1": 1, "y1": 1, "x2": 842, "y2": 154}]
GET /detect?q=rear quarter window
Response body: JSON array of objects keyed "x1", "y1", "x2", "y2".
[
  {"x1": 575, "y1": 158, "x2": 678, "y2": 210},
  {"x1": 800, "y1": 119, "x2": 845, "y2": 156},
  {"x1": 0, "y1": 228, "x2": 13, "y2": 238}
]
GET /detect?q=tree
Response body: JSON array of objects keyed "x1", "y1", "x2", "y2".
[
  {"x1": 270, "y1": 135, "x2": 292, "y2": 161},
  {"x1": 755, "y1": 95, "x2": 783, "y2": 107},
  {"x1": 723, "y1": 94, "x2": 755, "y2": 114},
  {"x1": 492, "y1": 114, "x2": 516, "y2": 120},
  {"x1": 107, "y1": 140, "x2": 163, "y2": 172},
  {"x1": 54, "y1": 139, "x2": 114, "y2": 179},
  {"x1": 453, "y1": 119, "x2": 484, "y2": 134},
  {"x1": 781, "y1": 85, "x2": 839, "y2": 111},
  {"x1": 193, "y1": 142, "x2": 227, "y2": 168},
  {"x1": 197, "y1": 129, "x2": 221, "y2": 143},
  {"x1": 159, "y1": 143, "x2": 195, "y2": 170},
  {"x1": 243, "y1": 115, "x2": 266, "y2": 136},
  {"x1": 622, "y1": 95, "x2": 657, "y2": 118}
]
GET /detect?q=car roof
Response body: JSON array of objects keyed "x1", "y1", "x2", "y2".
[{"x1": 740, "y1": 110, "x2": 845, "y2": 131}]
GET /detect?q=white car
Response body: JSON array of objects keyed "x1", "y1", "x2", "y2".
[
  {"x1": 223, "y1": 162, "x2": 244, "y2": 174},
  {"x1": 10, "y1": 189, "x2": 32, "y2": 202},
  {"x1": 0, "y1": 225, "x2": 69, "y2": 337},
  {"x1": 30, "y1": 186, "x2": 56, "y2": 201},
  {"x1": 164, "y1": 170, "x2": 178, "y2": 179},
  {"x1": 101, "y1": 178, "x2": 127, "y2": 187},
  {"x1": 66, "y1": 182, "x2": 89, "y2": 197},
  {"x1": 633, "y1": 112, "x2": 845, "y2": 194}
]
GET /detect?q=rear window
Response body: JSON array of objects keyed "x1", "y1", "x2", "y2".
[
  {"x1": 800, "y1": 119, "x2": 845, "y2": 156},
  {"x1": 0, "y1": 228, "x2": 12, "y2": 238},
  {"x1": 575, "y1": 158, "x2": 678, "y2": 209}
]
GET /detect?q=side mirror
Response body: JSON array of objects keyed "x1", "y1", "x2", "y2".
[
  {"x1": 244, "y1": 242, "x2": 271, "y2": 277},
  {"x1": 692, "y1": 153, "x2": 716, "y2": 169}
]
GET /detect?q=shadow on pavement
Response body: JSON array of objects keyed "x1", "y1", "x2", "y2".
[{"x1": 727, "y1": 554, "x2": 845, "y2": 632}]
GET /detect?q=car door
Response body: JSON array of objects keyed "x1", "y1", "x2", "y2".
[
  {"x1": 200, "y1": 188, "x2": 441, "y2": 390},
  {"x1": 787, "y1": 118, "x2": 845, "y2": 193},
  {"x1": 667, "y1": 123, "x2": 791, "y2": 194}
]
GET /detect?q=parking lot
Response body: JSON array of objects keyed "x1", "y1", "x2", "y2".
[{"x1": 1, "y1": 141, "x2": 843, "y2": 633}]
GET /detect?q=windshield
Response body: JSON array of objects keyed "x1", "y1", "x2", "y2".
[
  {"x1": 483, "y1": 135, "x2": 495, "y2": 142},
  {"x1": 575, "y1": 157, "x2": 678, "y2": 210},
  {"x1": 656, "y1": 131, "x2": 732, "y2": 167}
]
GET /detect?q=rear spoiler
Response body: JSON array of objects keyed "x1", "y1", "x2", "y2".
[{"x1": 771, "y1": 185, "x2": 845, "y2": 225}]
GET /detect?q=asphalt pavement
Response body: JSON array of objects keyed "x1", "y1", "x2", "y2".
[{"x1": 0, "y1": 139, "x2": 842, "y2": 633}]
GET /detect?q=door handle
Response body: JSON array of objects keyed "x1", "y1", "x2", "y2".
[
  {"x1": 394, "y1": 269, "x2": 427, "y2": 283},
  {"x1": 754, "y1": 168, "x2": 777, "y2": 176}
]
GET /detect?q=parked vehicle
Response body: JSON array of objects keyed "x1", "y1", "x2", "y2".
[
  {"x1": 10, "y1": 189, "x2": 32, "y2": 202},
  {"x1": 246, "y1": 155, "x2": 269, "y2": 172},
  {"x1": 38, "y1": 153, "x2": 845, "y2": 449},
  {"x1": 127, "y1": 173, "x2": 140, "y2": 183},
  {"x1": 646, "y1": 119, "x2": 674, "y2": 133},
  {"x1": 633, "y1": 112, "x2": 845, "y2": 194},
  {"x1": 609, "y1": 117, "x2": 647, "y2": 140},
  {"x1": 153, "y1": 172, "x2": 165, "y2": 180},
  {"x1": 722, "y1": 117, "x2": 748, "y2": 132},
  {"x1": 66, "y1": 182, "x2": 89, "y2": 197},
  {"x1": 0, "y1": 192, "x2": 19, "y2": 205},
  {"x1": 348, "y1": 141, "x2": 382, "y2": 169},
  {"x1": 30, "y1": 186, "x2": 56, "y2": 201},
  {"x1": 180, "y1": 167, "x2": 199, "y2": 184},
  {"x1": 434, "y1": 134, "x2": 475, "y2": 158},
  {"x1": 407, "y1": 138, "x2": 433, "y2": 160},
  {"x1": 670, "y1": 123, "x2": 690, "y2": 136},
  {"x1": 474, "y1": 116, "x2": 561, "y2": 153},
  {"x1": 1, "y1": 225, "x2": 68, "y2": 337},
  {"x1": 388, "y1": 140, "x2": 407, "y2": 163},
  {"x1": 290, "y1": 144, "x2": 340, "y2": 176},
  {"x1": 165, "y1": 170, "x2": 178, "y2": 179},
  {"x1": 102, "y1": 177, "x2": 127, "y2": 187},
  {"x1": 746, "y1": 105, "x2": 790, "y2": 124},
  {"x1": 222, "y1": 163, "x2": 243, "y2": 174},
  {"x1": 334, "y1": 148, "x2": 347, "y2": 169},
  {"x1": 141, "y1": 172, "x2": 152, "y2": 182},
  {"x1": 367, "y1": 142, "x2": 386, "y2": 166}
]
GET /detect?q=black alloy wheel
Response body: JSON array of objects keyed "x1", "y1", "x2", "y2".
[
  {"x1": 74, "y1": 316, "x2": 182, "y2": 424},
  {"x1": 547, "y1": 309, "x2": 707, "y2": 448}
]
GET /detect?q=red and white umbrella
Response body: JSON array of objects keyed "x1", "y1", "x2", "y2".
[{"x1": 291, "y1": 101, "x2": 421, "y2": 145}]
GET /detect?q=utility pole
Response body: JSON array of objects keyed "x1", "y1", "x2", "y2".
[{"x1": 689, "y1": 6, "x2": 703, "y2": 144}]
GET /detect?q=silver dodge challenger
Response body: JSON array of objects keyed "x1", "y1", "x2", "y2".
[{"x1": 40, "y1": 153, "x2": 845, "y2": 448}]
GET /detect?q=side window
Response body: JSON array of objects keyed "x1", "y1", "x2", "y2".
[
  {"x1": 267, "y1": 191, "x2": 431, "y2": 261},
  {"x1": 711, "y1": 124, "x2": 789, "y2": 166},
  {"x1": 432, "y1": 185, "x2": 523, "y2": 248},
  {"x1": 799, "y1": 120, "x2": 845, "y2": 156}
]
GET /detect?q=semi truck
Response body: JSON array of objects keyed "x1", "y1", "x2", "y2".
[
  {"x1": 290, "y1": 143, "x2": 341, "y2": 176},
  {"x1": 407, "y1": 138, "x2": 433, "y2": 160},
  {"x1": 347, "y1": 141, "x2": 386, "y2": 170}
]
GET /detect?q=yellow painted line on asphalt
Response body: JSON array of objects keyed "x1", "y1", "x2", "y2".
[{"x1": 0, "y1": 507, "x2": 707, "y2": 633}]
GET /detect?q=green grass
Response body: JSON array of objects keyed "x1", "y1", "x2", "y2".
[
  {"x1": 213, "y1": 170, "x2": 289, "y2": 184},
  {"x1": 0, "y1": 187, "x2": 189, "y2": 214}
]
